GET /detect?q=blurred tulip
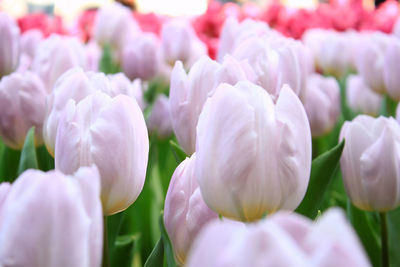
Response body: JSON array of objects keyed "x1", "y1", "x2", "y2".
[
  {"x1": 169, "y1": 57, "x2": 219, "y2": 155},
  {"x1": 93, "y1": 3, "x2": 140, "y2": 51},
  {"x1": 356, "y1": 33, "x2": 390, "y2": 94},
  {"x1": 301, "y1": 74, "x2": 340, "y2": 137},
  {"x1": 122, "y1": 32, "x2": 161, "y2": 81},
  {"x1": 217, "y1": 18, "x2": 271, "y2": 62},
  {"x1": 302, "y1": 29, "x2": 356, "y2": 77},
  {"x1": 147, "y1": 95, "x2": 173, "y2": 138},
  {"x1": 186, "y1": 208, "x2": 370, "y2": 267},
  {"x1": 0, "y1": 166, "x2": 103, "y2": 267},
  {"x1": 43, "y1": 68, "x2": 144, "y2": 155},
  {"x1": 0, "y1": 71, "x2": 46, "y2": 149},
  {"x1": 161, "y1": 19, "x2": 207, "y2": 68},
  {"x1": 55, "y1": 92, "x2": 149, "y2": 215},
  {"x1": 195, "y1": 82, "x2": 311, "y2": 221},
  {"x1": 31, "y1": 35, "x2": 87, "y2": 92},
  {"x1": 19, "y1": 29, "x2": 43, "y2": 60},
  {"x1": 85, "y1": 41, "x2": 101, "y2": 72},
  {"x1": 346, "y1": 74, "x2": 382, "y2": 116},
  {"x1": 164, "y1": 154, "x2": 218, "y2": 265},
  {"x1": 340, "y1": 115, "x2": 400, "y2": 211},
  {"x1": 0, "y1": 12, "x2": 19, "y2": 77},
  {"x1": 383, "y1": 37, "x2": 400, "y2": 101},
  {"x1": 233, "y1": 36, "x2": 306, "y2": 98}
]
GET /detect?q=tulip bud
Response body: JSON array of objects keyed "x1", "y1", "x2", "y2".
[
  {"x1": 0, "y1": 71, "x2": 47, "y2": 149},
  {"x1": 55, "y1": 91, "x2": 149, "y2": 215},
  {"x1": 122, "y1": 33, "x2": 161, "y2": 81},
  {"x1": 301, "y1": 74, "x2": 340, "y2": 137},
  {"x1": 161, "y1": 19, "x2": 207, "y2": 68},
  {"x1": 217, "y1": 18, "x2": 271, "y2": 62},
  {"x1": 187, "y1": 208, "x2": 369, "y2": 267},
  {"x1": 356, "y1": 33, "x2": 390, "y2": 94},
  {"x1": 195, "y1": 81, "x2": 311, "y2": 221},
  {"x1": 0, "y1": 12, "x2": 19, "y2": 77},
  {"x1": 340, "y1": 115, "x2": 400, "y2": 211},
  {"x1": 383, "y1": 37, "x2": 400, "y2": 101},
  {"x1": 85, "y1": 41, "x2": 101, "y2": 72},
  {"x1": 43, "y1": 68, "x2": 144, "y2": 155},
  {"x1": 0, "y1": 166, "x2": 103, "y2": 267},
  {"x1": 346, "y1": 74, "x2": 382, "y2": 116},
  {"x1": 164, "y1": 154, "x2": 218, "y2": 265},
  {"x1": 31, "y1": 35, "x2": 87, "y2": 92},
  {"x1": 147, "y1": 95, "x2": 173, "y2": 138},
  {"x1": 169, "y1": 57, "x2": 220, "y2": 155},
  {"x1": 94, "y1": 3, "x2": 140, "y2": 51},
  {"x1": 20, "y1": 29, "x2": 43, "y2": 60},
  {"x1": 233, "y1": 36, "x2": 306, "y2": 97}
]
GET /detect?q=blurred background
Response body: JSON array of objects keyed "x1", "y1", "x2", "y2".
[{"x1": 0, "y1": 0, "x2": 378, "y2": 24}]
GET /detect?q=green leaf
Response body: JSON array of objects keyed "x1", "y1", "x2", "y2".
[
  {"x1": 387, "y1": 206, "x2": 400, "y2": 267},
  {"x1": 110, "y1": 234, "x2": 139, "y2": 267},
  {"x1": 347, "y1": 201, "x2": 380, "y2": 267},
  {"x1": 0, "y1": 146, "x2": 20, "y2": 183},
  {"x1": 169, "y1": 140, "x2": 187, "y2": 164},
  {"x1": 160, "y1": 211, "x2": 177, "y2": 267},
  {"x1": 107, "y1": 212, "x2": 125, "y2": 253},
  {"x1": 99, "y1": 44, "x2": 120, "y2": 74},
  {"x1": 296, "y1": 140, "x2": 345, "y2": 218},
  {"x1": 17, "y1": 127, "x2": 38, "y2": 176},
  {"x1": 36, "y1": 145, "x2": 54, "y2": 171},
  {"x1": 144, "y1": 238, "x2": 164, "y2": 267}
]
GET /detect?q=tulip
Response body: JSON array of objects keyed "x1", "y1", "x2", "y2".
[
  {"x1": 383, "y1": 37, "x2": 400, "y2": 101},
  {"x1": 186, "y1": 208, "x2": 370, "y2": 267},
  {"x1": 31, "y1": 35, "x2": 87, "y2": 92},
  {"x1": 55, "y1": 91, "x2": 149, "y2": 215},
  {"x1": 301, "y1": 74, "x2": 340, "y2": 137},
  {"x1": 355, "y1": 33, "x2": 390, "y2": 94},
  {"x1": 93, "y1": 3, "x2": 140, "y2": 51},
  {"x1": 233, "y1": 36, "x2": 307, "y2": 97},
  {"x1": 0, "y1": 71, "x2": 47, "y2": 149},
  {"x1": 164, "y1": 154, "x2": 218, "y2": 265},
  {"x1": 0, "y1": 166, "x2": 103, "y2": 267},
  {"x1": 0, "y1": 12, "x2": 19, "y2": 77},
  {"x1": 340, "y1": 115, "x2": 400, "y2": 211},
  {"x1": 0, "y1": 182, "x2": 10, "y2": 211},
  {"x1": 169, "y1": 57, "x2": 220, "y2": 155},
  {"x1": 217, "y1": 18, "x2": 271, "y2": 62},
  {"x1": 346, "y1": 74, "x2": 382, "y2": 116},
  {"x1": 147, "y1": 95, "x2": 173, "y2": 138},
  {"x1": 161, "y1": 18, "x2": 207, "y2": 68},
  {"x1": 169, "y1": 55, "x2": 257, "y2": 155},
  {"x1": 85, "y1": 41, "x2": 101, "y2": 72},
  {"x1": 195, "y1": 81, "x2": 311, "y2": 221},
  {"x1": 122, "y1": 32, "x2": 161, "y2": 81},
  {"x1": 20, "y1": 29, "x2": 43, "y2": 60},
  {"x1": 302, "y1": 29, "x2": 356, "y2": 77},
  {"x1": 43, "y1": 67, "x2": 144, "y2": 155}
]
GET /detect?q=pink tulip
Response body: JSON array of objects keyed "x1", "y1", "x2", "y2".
[
  {"x1": 161, "y1": 19, "x2": 207, "y2": 68},
  {"x1": 346, "y1": 74, "x2": 382, "y2": 116},
  {"x1": 164, "y1": 154, "x2": 218, "y2": 265},
  {"x1": 186, "y1": 209, "x2": 370, "y2": 267},
  {"x1": 122, "y1": 33, "x2": 161, "y2": 81},
  {"x1": 0, "y1": 12, "x2": 19, "y2": 77},
  {"x1": 0, "y1": 71, "x2": 47, "y2": 149},
  {"x1": 195, "y1": 81, "x2": 311, "y2": 221},
  {"x1": 31, "y1": 35, "x2": 87, "y2": 92},
  {"x1": 340, "y1": 115, "x2": 400, "y2": 211},
  {"x1": 43, "y1": 68, "x2": 144, "y2": 155},
  {"x1": 301, "y1": 74, "x2": 340, "y2": 137},
  {"x1": 55, "y1": 92, "x2": 149, "y2": 215},
  {"x1": 0, "y1": 166, "x2": 103, "y2": 267},
  {"x1": 147, "y1": 95, "x2": 173, "y2": 138}
]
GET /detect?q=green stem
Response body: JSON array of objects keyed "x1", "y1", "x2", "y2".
[
  {"x1": 380, "y1": 212, "x2": 389, "y2": 267},
  {"x1": 102, "y1": 216, "x2": 110, "y2": 267}
]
